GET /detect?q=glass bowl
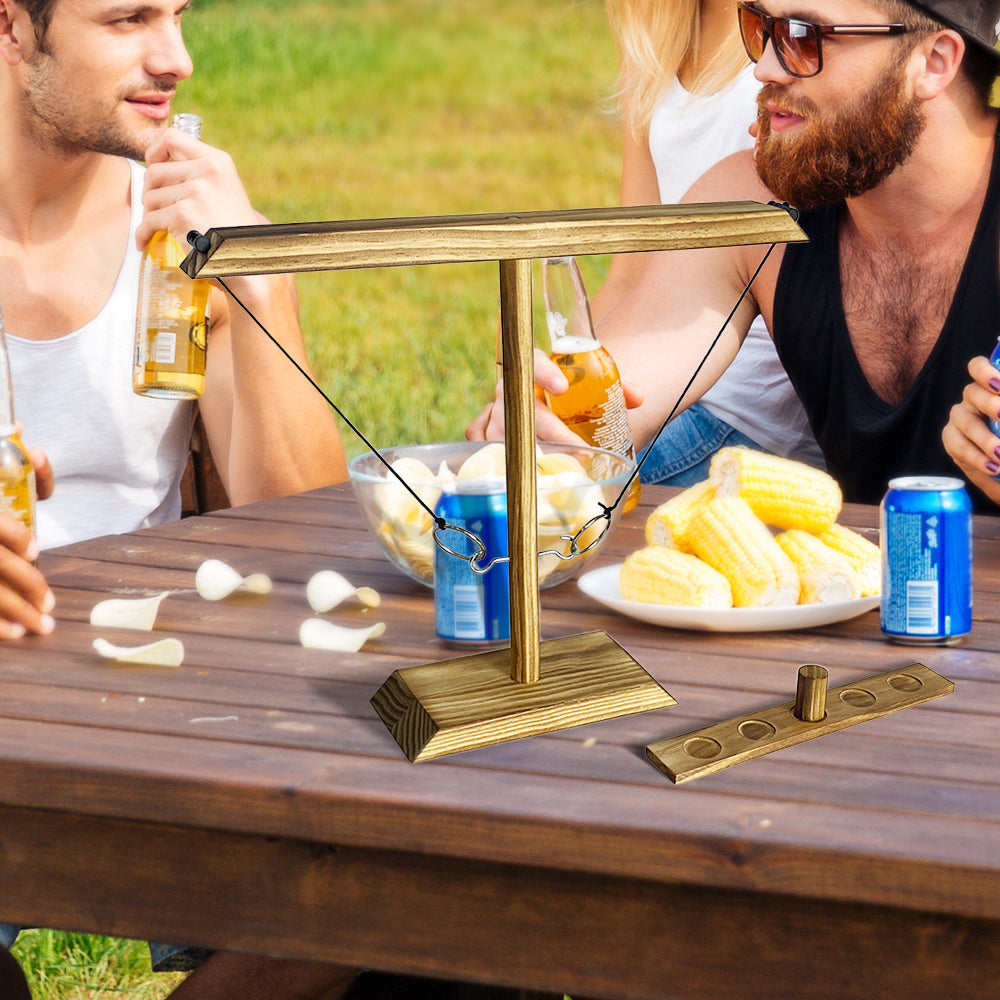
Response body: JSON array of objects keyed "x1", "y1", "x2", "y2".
[{"x1": 348, "y1": 440, "x2": 635, "y2": 589}]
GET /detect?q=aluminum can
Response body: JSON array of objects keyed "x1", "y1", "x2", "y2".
[
  {"x1": 880, "y1": 476, "x2": 972, "y2": 645},
  {"x1": 434, "y1": 482, "x2": 510, "y2": 645}
]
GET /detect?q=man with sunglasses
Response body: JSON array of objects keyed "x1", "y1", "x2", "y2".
[{"x1": 469, "y1": 1, "x2": 1000, "y2": 510}]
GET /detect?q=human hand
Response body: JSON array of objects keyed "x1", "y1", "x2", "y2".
[
  {"x1": 0, "y1": 517, "x2": 54, "y2": 639},
  {"x1": 1, "y1": 431, "x2": 55, "y2": 638},
  {"x1": 466, "y1": 349, "x2": 645, "y2": 443},
  {"x1": 942, "y1": 356, "x2": 1000, "y2": 504},
  {"x1": 466, "y1": 348, "x2": 578, "y2": 443},
  {"x1": 136, "y1": 127, "x2": 258, "y2": 253},
  {"x1": 26, "y1": 446, "x2": 54, "y2": 502}
]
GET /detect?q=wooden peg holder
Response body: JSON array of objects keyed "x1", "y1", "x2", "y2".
[
  {"x1": 182, "y1": 202, "x2": 805, "y2": 762},
  {"x1": 646, "y1": 663, "x2": 954, "y2": 784}
]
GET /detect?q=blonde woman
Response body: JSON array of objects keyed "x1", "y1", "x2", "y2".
[{"x1": 594, "y1": 0, "x2": 824, "y2": 483}]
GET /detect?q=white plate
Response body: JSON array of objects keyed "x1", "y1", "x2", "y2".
[{"x1": 577, "y1": 564, "x2": 880, "y2": 633}]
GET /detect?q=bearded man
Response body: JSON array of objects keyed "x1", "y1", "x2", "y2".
[{"x1": 469, "y1": 0, "x2": 1000, "y2": 510}]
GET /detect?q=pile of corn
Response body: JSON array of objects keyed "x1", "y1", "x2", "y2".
[{"x1": 620, "y1": 447, "x2": 880, "y2": 609}]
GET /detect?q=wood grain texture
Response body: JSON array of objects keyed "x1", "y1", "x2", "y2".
[
  {"x1": 180, "y1": 202, "x2": 806, "y2": 277},
  {"x1": 498, "y1": 257, "x2": 540, "y2": 685},
  {"x1": 5, "y1": 802, "x2": 1000, "y2": 1000},
  {"x1": 647, "y1": 663, "x2": 955, "y2": 783},
  {"x1": 3, "y1": 483, "x2": 1000, "y2": 998},
  {"x1": 370, "y1": 631, "x2": 676, "y2": 761}
]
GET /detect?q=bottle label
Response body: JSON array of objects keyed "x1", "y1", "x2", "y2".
[
  {"x1": 153, "y1": 331, "x2": 178, "y2": 365},
  {"x1": 0, "y1": 467, "x2": 36, "y2": 532},
  {"x1": 591, "y1": 378, "x2": 633, "y2": 456}
]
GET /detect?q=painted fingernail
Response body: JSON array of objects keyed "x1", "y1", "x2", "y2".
[
  {"x1": 990, "y1": 377, "x2": 1000, "y2": 392},
  {"x1": 8, "y1": 623, "x2": 26, "y2": 640},
  {"x1": 994, "y1": 445, "x2": 1000, "y2": 459},
  {"x1": 988, "y1": 461, "x2": 1000, "y2": 475},
  {"x1": 39, "y1": 615, "x2": 55, "y2": 635},
  {"x1": 42, "y1": 590, "x2": 55, "y2": 614},
  {"x1": 25, "y1": 539, "x2": 39, "y2": 562}
]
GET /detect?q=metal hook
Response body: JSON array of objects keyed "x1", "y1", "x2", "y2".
[{"x1": 433, "y1": 522, "x2": 509, "y2": 574}]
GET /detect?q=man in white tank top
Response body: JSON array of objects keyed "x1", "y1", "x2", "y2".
[{"x1": 0, "y1": 1, "x2": 355, "y2": 998}]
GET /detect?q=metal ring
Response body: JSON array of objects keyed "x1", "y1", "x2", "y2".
[{"x1": 433, "y1": 523, "x2": 510, "y2": 575}]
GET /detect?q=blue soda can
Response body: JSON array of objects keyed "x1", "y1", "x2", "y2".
[
  {"x1": 880, "y1": 476, "x2": 972, "y2": 645},
  {"x1": 434, "y1": 482, "x2": 510, "y2": 645}
]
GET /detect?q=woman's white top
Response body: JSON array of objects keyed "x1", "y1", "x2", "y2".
[
  {"x1": 8, "y1": 160, "x2": 195, "y2": 550},
  {"x1": 648, "y1": 65, "x2": 823, "y2": 465}
]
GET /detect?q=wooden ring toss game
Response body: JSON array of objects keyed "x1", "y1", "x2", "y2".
[{"x1": 182, "y1": 202, "x2": 806, "y2": 762}]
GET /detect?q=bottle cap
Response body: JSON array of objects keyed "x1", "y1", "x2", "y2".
[{"x1": 170, "y1": 113, "x2": 203, "y2": 139}]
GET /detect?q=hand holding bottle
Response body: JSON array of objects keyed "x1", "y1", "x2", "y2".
[
  {"x1": 539, "y1": 257, "x2": 641, "y2": 511},
  {"x1": 466, "y1": 348, "x2": 644, "y2": 442},
  {"x1": 135, "y1": 118, "x2": 258, "y2": 253},
  {"x1": 0, "y1": 513, "x2": 54, "y2": 639},
  {"x1": 134, "y1": 114, "x2": 214, "y2": 399},
  {"x1": 0, "y1": 311, "x2": 54, "y2": 638}
]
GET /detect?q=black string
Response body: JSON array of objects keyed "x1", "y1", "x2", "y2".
[
  {"x1": 603, "y1": 238, "x2": 783, "y2": 516},
  {"x1": 211, "y1": 273, "x2": 448, "y2": 530}
]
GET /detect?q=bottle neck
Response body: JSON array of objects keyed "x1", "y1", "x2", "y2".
[
  {"x1": 0, "y1": 327, "x2": 17, "y2": 431},
  {"x1": 171, "y1": 113, "x2": 203, "y2": 139}
]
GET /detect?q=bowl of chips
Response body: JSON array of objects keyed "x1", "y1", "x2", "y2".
[{"x1": 348, "y1": 440, "x2": 636, "y2": 589}]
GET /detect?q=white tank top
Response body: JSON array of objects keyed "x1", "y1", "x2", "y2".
[
  {"x1": 648, "y1": 66, "x2": 824, "y2": 466},
  {"x1": 8, "y1": 160, "x2": 196, "y2": 549}
]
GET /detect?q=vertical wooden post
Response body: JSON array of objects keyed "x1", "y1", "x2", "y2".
[
  {"x1": 499, "y1": 258, "x2": 540, "y2": 685},
  {"x1": 793, "y1": 664, "x2": 829, "y2": 723}
]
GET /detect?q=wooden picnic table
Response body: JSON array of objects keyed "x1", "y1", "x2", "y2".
[{"x1": 1, "y1": 482, "x2": 999, "y2": 1000}]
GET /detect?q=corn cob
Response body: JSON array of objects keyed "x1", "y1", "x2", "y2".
[
  {"x1": 709, "y1": 447, "x2": 842, "y2": 532},
  {"x1": 686, "y1": 496, "x2": 800, "y2": 607},
  {"x1": 645, "y1": 480, "x2": 715, "y2": 552},
  {"x1": 815, "y1": 523, "x2": 881, "y2": 596},
  {"x1": 620, "y1": 546, "x2": 733, "y2": 608},
  {"x1": 775, "y1": 529, "x2": 862, "y2": 604}
]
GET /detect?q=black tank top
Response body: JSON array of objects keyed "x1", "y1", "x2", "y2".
[{"x1": 772, "y1": 126, "x2": 1000, "y2": 511}]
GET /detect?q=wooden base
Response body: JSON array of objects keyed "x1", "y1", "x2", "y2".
[
  {"x1": 646, "y1": 662, "x2": 954, "y2": 784},
  {"x1": 371, "y1": 630, "x2": 676, "y2": 762}
]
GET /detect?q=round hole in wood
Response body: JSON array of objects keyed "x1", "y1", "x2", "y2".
[
  {"x1": 888, "y1": 673, "x2": 923, "y2": 692},
  {"x1": 840, "y1": 688, "x2": 876, "y2": 708},
  {"x1": 738, "y1": 720, "x2": 776, "y2": 741},
  {"x1": 683, "y1": 737, "x2": 723, "y2": 759}
]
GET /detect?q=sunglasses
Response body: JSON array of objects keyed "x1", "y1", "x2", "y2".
[{"x1": 737, "y1": 3, "x2": 910, "y2": 78}]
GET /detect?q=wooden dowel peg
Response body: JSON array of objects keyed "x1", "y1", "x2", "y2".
[{"x1": 794, "y1": 664, "x2": 829, "y2": 722}]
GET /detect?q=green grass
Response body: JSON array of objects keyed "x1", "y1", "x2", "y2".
[
  {"x1": 13, "y1": 1, "x2": 619, "y2": 996},
  {"x1": 12, "y1": 930, "x2": 184, "y2": 998},
  {"x1": 181, "y1": 0, "x2": 619, "y2": 459}
]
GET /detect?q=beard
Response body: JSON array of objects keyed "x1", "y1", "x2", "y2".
[
  {"x1": 754, "y1": 66, "x2": 926, "y2": 209},
  {"x1": 21, "y1": 49, "x2": 168, "y2": 161}
]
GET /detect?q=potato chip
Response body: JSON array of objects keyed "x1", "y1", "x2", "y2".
[
  {"x1": 195, "y1": 559, "x2": 273, "y2": 601},
  {"x1": 89, "y1": 592, "x2": 170, "y2": 631},
  {"x1": 298, "y1": 618, "x2": 386, "y2": 652},
  {"x1": 306, "y1": 570, "x2": 381, "y2": 613},
  {"x1": 92, "y1": 636, "x2": 184, "y2": 667}
]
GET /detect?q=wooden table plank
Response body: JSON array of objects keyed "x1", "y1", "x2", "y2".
[{"x1": 3, "y1": 483, "x2": 1000, "y2": 998}]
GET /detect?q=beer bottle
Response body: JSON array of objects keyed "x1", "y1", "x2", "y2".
[
  {"x1": 0, "y1": 308, "x2": 37, "y2": 536},
  {"x1": 133, "y1": 113, "x2": 212, "y2": 400},
  {"x1": 540, "y1": 256, "x2": 640, "y2": 511}
]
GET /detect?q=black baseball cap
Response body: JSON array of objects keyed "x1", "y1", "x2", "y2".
[{"x1": 905, "y1": 1, "x2": 1000, "y2": 62}]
